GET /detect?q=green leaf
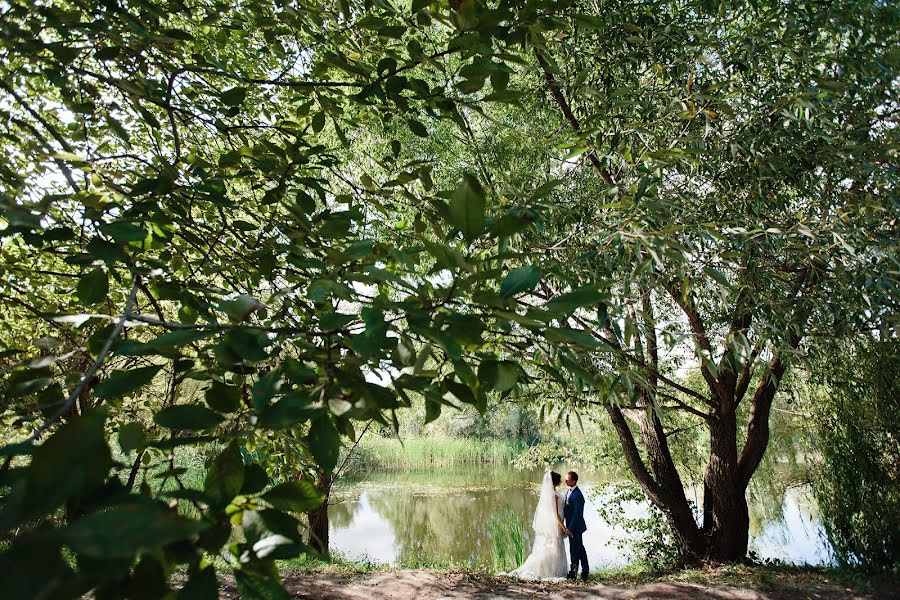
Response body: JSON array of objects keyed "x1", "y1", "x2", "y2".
[
  {"x1": 544, "y1": 287, "x2": 607, "y2": 315},
  {"x1": 20, "y1": 410, "x2": 111, "y2": 522},
  {"x1": 257, "y1": 393, "x2": 317, "y2": 430},
  {"x1": 311, "y1": 111, "x2": 326, "y2": 133},
  {"x1": 117, "y1": 422, "x2": 146, "y2": 453},
  {"x1": 6, "y1": 367, "x2": 53, "y2": 399},
  {"x1": 319, "y1": 312, "x2": 355, "y2": 331},
  {"x1": 242, "y1": 509, "x2": 307, "y2": 559},
  {"x1": 76, "y1": 268, "x2": 109, "y2": 305},
  {"x1": 154, "y1": 404, "x2": 225, "y2": 430},
  {"x1": 704, "y1": 267, "x2": 731, "y2": 287},
  {"x1": 205, "y1": 381, "x2": 241, "y2": 413},
  {"x1": 261, "y1": 480, "x2": 324, "y2": 513},
  {"x1": 86, "y1": 237, "x2": 129, "y2": 264},
  {"x1": 221, "y1": 86, "x2": 248, "y2": 106},
  {"x1": 307, "y1": 416, "x2": 340, "y2": 473},
  {"x1": 94, "y1": 46, "x2": 120, "y2": 61},
  {"x1": 477, "y1": 359, "x2": 520, "y2": 392},
  {"x1": 529, "y1": 178, "x2": 565, "y2": 200},
  {"x1": 60, "y1": 502, "x2": 207, "y2": 558},
  {"x1": 221, "y1": 330, "x2": 270, "y2": 362},
  {"x1": 145, "y1": 329, "x2": 213, "y2": 350},
  {"x1": 178, "y1": 565, "x2": 218, "y2": 600},
  {"x1": 51, "y1": 151, "x2": 87, "y2": 163},
  {"x1": 252, "y1": 370, "x2": 283, "y2": 412},
  {"x1": 241, "y1": 463, "x2": 270, "y2": 495},
  {"x1": 234, "y1": 562, "x2": 290, "y2": 600},
  {"x1": 500, "y1": 266, "x2": 540, "y2": 298},
  {"x1": 283, "y1": 359, "x2": 317, "y2": 385},
  {"x1": 204, "y1": 441, "x2": 244, "y2": 507},
  {"x1": 100, "y1": 221, "x2": 146, "y2": 243},
  {"x1": 445, "y1": 380, "x2": 476, "y2": 407},
  {"x1": 95, "y1": 365, "x2": 163, "y2": 399},
  {"x1": 545, "y1": 327, "x2": 612, "y2": 349},
  {"x1": 223, "y1": 294, "x2": 263, "y2": 322},
  {"x1": 407, "y1": 118, "x2": 428, "y2": 137},
  {"x1": 424, "y1": 394, "x2": 442, "y2": 425},
  {"x1": 348, "y1": 307, "x2": 388, "y2": 358},
  {"x1": 449, "y1": 173, "x2": 486, "y2": 242}
]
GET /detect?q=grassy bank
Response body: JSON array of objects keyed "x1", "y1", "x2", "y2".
[{"x1": 348, "y1": 436, "x2": 529, "y2": 471}]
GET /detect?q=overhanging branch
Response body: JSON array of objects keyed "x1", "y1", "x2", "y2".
[{"x1": 534, "y1": 50, "x2": 615, "y2": 186}]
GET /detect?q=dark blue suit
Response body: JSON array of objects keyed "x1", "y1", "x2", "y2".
[{"x1": 563, "y1": 486, "x2": 589, "y2": 576}]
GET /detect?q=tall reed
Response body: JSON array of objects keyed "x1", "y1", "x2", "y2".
[
  {"x1": 489, "y1": 509, "x2": 527, "y2": 572},
  {"x1": 350, "y1": 436, "x2": 527, "y2": 471}
]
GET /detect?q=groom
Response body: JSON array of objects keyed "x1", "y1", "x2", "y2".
[{"x1": 563, "y1": 471, "x2": 588, "y2": 581}]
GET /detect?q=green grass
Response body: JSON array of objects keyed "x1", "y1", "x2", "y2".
[
  {"x1": 489, "y1": 509, "x2": 527, "y2": 573},
  {"x1": 583, "y1": 561, "x2": 900, "y2": 596},
  {"x1": 349, "y1": 436, "x2": 527, "y2": 472}
]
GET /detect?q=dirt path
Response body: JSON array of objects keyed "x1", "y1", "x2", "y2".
[{"x1": 217, "y1": 570, "x2": 899, "y2": 600}]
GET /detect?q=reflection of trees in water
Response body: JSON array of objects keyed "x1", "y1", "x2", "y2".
[
  {"x1": 747, "y1": 460, "x2": 813, "y2": 537},
  {"x1": 362, "y1": 472, "x2": 542, "y2": 566},
  {"x1": 328, "y1": 495, "x2": 360, "y2": 529}
]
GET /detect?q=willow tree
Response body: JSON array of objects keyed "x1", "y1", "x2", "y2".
[
  {"x1": 335, "y1": 0, "x2": 896, "y2": 563},
  {"x1": 493, "y1": 0, "x2": 898, "y2": 561}
]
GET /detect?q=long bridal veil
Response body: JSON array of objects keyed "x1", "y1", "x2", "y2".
[{"x1": 532, "y1": 472, "x2": 559, "y2": 537}]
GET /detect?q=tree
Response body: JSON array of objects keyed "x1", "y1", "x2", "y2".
[
  {"x1": 809, "y1": 337, "x2": 900, "y2": 570},
  {"x1": 500, "y1": 0, "x2": 898, "y2": 561}
]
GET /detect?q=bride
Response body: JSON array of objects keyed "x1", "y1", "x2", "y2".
[{"x1": 505, "y1": 471, "x2": 569, "y2": 580}]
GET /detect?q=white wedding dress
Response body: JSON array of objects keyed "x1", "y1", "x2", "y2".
[{"x1": 505, "y1": 472, "x2": 569, "y2": 580}]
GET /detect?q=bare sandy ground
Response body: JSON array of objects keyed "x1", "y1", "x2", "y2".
[{"x1": 216, "y1": 569, "x2": 900, "y2": 600}]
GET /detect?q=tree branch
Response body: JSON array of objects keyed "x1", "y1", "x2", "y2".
[
  {"x1": 656, "y1": 391, "x2": 713, "y2": 421},
  {"x1": 660, "y1": 279, "x2": 723, "y2": 406},
  {"x1": 534, "y1": 50, "x2": 615, "y2": 186},
  {"x1": 17, "y1": 276, "x2": 140, "y2": 444},
  {"x1": 606, "y1": 403, "x2": 666, "y2": 504}
]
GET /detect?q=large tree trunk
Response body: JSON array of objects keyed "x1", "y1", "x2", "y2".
[
  {"x1": 306, "y1": 470, "x2": 331, "y2": 556},
  {"x1": 610, "y1": 401, "x2": 755, "y2": 563},
  {"x1": 702, "y1": 412, "x2": 750, "y2": 561}
]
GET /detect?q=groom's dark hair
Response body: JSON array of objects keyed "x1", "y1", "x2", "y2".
[
  {"x1": 550, "y1": 471, "x2": 561, "y2": 487},
  {"x1": 568, "y1": 471, "x2": 579, "y2": 483}
]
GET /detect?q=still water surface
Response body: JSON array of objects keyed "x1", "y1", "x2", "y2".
[{"x1": 329, "y1": 467, "x2": 831, "y2": 570}]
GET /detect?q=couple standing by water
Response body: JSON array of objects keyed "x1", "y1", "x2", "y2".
[{"x1": 505, "y1": 470, "x2": 590, "y2": 581}]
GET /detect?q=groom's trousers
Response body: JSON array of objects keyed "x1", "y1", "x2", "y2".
[{"x1": 568, "y1": 532, "x2": 589, "y2": 576}]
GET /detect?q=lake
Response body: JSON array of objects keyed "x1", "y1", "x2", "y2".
[{"x1": 328, "y1": 467, "x2": 832, "y2": 570}]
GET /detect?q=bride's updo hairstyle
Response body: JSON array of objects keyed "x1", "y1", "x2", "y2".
[{"x1": 550, "y1": 471, "x2": 561, "y2": 487}]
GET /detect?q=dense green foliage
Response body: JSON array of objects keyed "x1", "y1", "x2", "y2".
[
  {"x1": 0, "y1": 0, "x2": 558, "y2": 595},
  {"x1": 810, "y1": 339, "x2": 900, "y2": 571},
  {"x1": 1, "y1": 0, "x2": 897, "y2": 594}
]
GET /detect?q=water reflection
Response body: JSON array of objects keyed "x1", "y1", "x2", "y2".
[{"x1": 329, "y1": 467, "x2": 831, "y2": 569}]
